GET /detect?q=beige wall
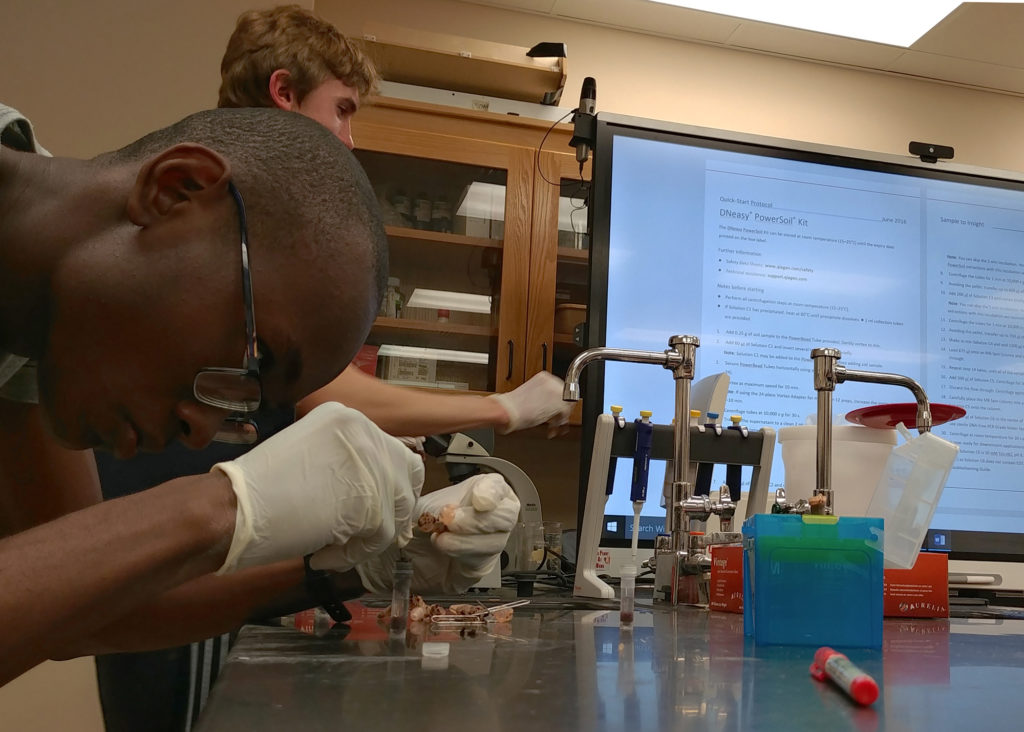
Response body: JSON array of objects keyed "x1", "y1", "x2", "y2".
[
  {"x1": 6, "y1": 0, "x2": 1022, "y2": 169},
  {"x1": 1, "y1": 0, "x2": 311, "y2": 158},
  {"x1": 321, "y1": 0, "x2": 1024, "y2": 173},
  {"x1": 0, "y1": 658, "x2": 104, "y2": 731}
]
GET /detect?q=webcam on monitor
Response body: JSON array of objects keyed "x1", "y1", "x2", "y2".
[{"x1": 909, "y1": 141, "x2": 954, "y2": 163}]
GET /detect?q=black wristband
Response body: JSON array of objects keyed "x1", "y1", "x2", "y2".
[{"x1": 303, "y1": 554, "x2": 352, "y2": 623}]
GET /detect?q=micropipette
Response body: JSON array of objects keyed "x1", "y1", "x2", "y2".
[{"x1": 630, "y1": 410, "x2": 653, "y2": 563}]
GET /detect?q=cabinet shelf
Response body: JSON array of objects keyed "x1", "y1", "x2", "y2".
[
  {"x1": 399, "y1": 384, "x2": 492, "y2": 398},
  {"x1": 386, "y1": 225, "x2": 502, "y2": 250},
  {"x1": 556, "y1": 247, "x2": 590, "y2": 264},
  {"x1": 369, "y1": 317, "x2": 497, "y2": 351},
  {"x1": 361, "y1": 24, "x2": 565, "y2": 105},
  {"x1": 553, "y1": 332, "x2": 583, "y2": 364}
]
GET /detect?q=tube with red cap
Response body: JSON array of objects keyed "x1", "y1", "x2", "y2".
[{"x1": 809, "y1": 647, "x2": 879, "y2": 706}]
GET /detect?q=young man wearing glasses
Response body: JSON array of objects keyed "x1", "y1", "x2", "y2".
[
  {"x1": 0, "y1": 103, "x2": 473, "y2": 686},
  {"x1": 91, "y1": 8, "x2": 562, "y2": 728}
]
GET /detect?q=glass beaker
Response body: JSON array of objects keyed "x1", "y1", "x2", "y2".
[{"x1": 518, "y1": 521, "x2": 545, "y2": 571}]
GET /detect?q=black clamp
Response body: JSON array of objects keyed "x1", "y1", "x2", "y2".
[{"x1": 303, "y1": 554, "x2": 352, "y2": 623}]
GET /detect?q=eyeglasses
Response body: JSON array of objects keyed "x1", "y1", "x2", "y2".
[{"x1": 192, "y1": 181, "x2": 262, "y2": 445}]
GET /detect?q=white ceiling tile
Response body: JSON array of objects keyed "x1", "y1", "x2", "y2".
[
  {"x1": 889, "y1": 50, "x2": 1024, "y2": 95},
  {"x1": 911, "y1": 2, "x2": 1024, "y2": 69},
  {"x1": 727, "y1": 21, "x2": 906, "y2": 69},
  {"x1": 551, "y1": 0, "x2": 741, "y2": 43},
  {"x1": 456, "y1": 0, "x2": 558, "y2": 12}
]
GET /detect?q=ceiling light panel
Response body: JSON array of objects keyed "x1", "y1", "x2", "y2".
[{"x1": 646, "y1": 1, "x2": 962, "y2": 47}]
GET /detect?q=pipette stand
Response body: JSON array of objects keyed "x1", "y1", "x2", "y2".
[
  {"x1": 574, "y1": 417, "x2": 776, "y2": 600},
  {"x1": 574, "y1": 413, "x2": 626, "y2": 598}
]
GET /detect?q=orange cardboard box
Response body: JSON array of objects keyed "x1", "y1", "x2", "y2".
[
  {"x1": 709, "y1": 545, "x2": 744, "y2": 613},
  {"x1": 883, "y1": 552, "x2": 949, "y2": 618}
]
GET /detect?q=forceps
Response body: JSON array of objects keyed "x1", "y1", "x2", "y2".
[{"x1": 430, "y1": 599, "x2": 531, "y2": 624}]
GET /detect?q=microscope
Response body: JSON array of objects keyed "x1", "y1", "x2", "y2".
[{"x1": 424, "y1": 429, "x2": 545, "y2": 588}]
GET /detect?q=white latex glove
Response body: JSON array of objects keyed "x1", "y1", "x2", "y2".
[
  {"x1": 214, "y1": 401, "x2": 424, "y2": 574},
  {"x1": 490, "y1": 371, "x2": 572, "y2": 436},
  {"x1": 356, "y1": 472, "x2": 520, "y2": 595},
  {"x1": 395, "y1": 435, "x2": 426, "y2": 456}
]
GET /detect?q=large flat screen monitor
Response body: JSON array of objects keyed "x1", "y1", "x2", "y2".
[{"x1": 582, "y1": 112, "x2": 1024, "y2": 590}]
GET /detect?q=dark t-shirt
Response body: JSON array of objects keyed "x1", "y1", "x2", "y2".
[
  {"x1": 93, "y1": 405, "x2": 294, "y2": 732},
  {"x1": 94, "y1": 406, "x2": 294, "y2": 498}
]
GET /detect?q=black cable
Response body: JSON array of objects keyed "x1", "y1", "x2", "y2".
[
  {"x1": 543, "y1": 547, "x2": 576, "y2": 572},
  {"x1": 501, "y1": 569, "x2": 574, "y2": 590},
  {"x1": 566, "y1": 179, "x2": 591, "y2": 237},
  {"x1": 534, "y1": 553, "x2": 547, "y2": 572},
  {"x1": 535, "y1": 109, "x2": 577, "y2": 187}
]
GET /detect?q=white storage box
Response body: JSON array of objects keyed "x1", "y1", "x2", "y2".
[{"x1": 778, "y1": 424, "x2": 897, "y2": 517}]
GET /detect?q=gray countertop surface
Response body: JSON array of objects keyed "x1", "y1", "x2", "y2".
[{"x1": 195, "y1": 596, "x2": 1024, "y2": 731}]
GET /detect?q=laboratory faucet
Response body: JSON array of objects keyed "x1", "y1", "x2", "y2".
[
  {"x1": 563, "y1": 336, "x2": 737, "y2": 606},
  {"x1": 809, "y1": 347, "x2": 932, "y2": 515}
]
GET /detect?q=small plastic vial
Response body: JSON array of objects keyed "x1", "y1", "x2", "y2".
[
  {"x1": 391, "y1": 190, "x2": 412, "y2": 227},
  {"x1": 380, "y1": 277, "x2": 404, "y2": 319},
  {"x1": 620, "y1": 564, "x2": 637, "y2": 628},
  {"x1": 431, "y1": 195, "x2": 452, "y2": 233},
  {"x1": 389, "y1": 559, "x2": 413, "y2": 636},
  {"x1": 414, "y1": 192, "x2": 432, "y2": 230}
]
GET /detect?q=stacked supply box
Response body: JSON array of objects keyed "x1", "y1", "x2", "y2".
[{"x1": 743, "y1": 513, "x2": 884, "y2": 648}]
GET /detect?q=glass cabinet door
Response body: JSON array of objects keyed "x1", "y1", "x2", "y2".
[
  {"x1": 522, "y1": 150, "x2": 590, "y2": 424},
  {"x1": 527, "y1": 151, "x2": 590, "y2": 400},
  {"x1": 352, "y1": 125, "x2": 532, "y2": 394},
  {"x1": 552, "y1": 174, "x2": 590, "y2": 373}
]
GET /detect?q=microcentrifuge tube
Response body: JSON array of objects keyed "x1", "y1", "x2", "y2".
[
  {"x1": 620, "y1": 564, "x2": 637, "y2": 628},
  {"x1": 389, "y1": 559, "x2": 413, "y2": 635}
]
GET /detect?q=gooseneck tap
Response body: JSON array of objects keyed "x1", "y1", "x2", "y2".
[{"x1": 811, "y1": 348, "x2": 932, "y2": 515}]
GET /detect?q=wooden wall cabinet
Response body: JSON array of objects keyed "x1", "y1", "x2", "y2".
[{"x1": 352, "y1": 98, "x2": 590, "y2": 414}]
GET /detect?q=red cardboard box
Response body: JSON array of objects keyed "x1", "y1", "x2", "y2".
[
  {"x1": 709, "y1": 545, "x2": 744, "y2": 613},
  {"x1": 352, "y1": 344, "x2": 379, "y2": 377},
  {"x1": 883, "y1": 552, "x2": 949, "y2": 618}
]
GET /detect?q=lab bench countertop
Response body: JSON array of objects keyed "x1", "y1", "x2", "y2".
[{"x1": 195, "y1": 599, "x2": 1024, "y2": 732}]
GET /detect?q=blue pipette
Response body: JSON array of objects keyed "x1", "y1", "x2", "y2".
[{"x1": 630, "y1": 410, "x2": 653, "y2": 561}]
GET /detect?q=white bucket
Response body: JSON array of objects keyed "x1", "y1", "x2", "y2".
[{"x1": 778, "y1": 425, "x2": 898, "y2": 517}]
